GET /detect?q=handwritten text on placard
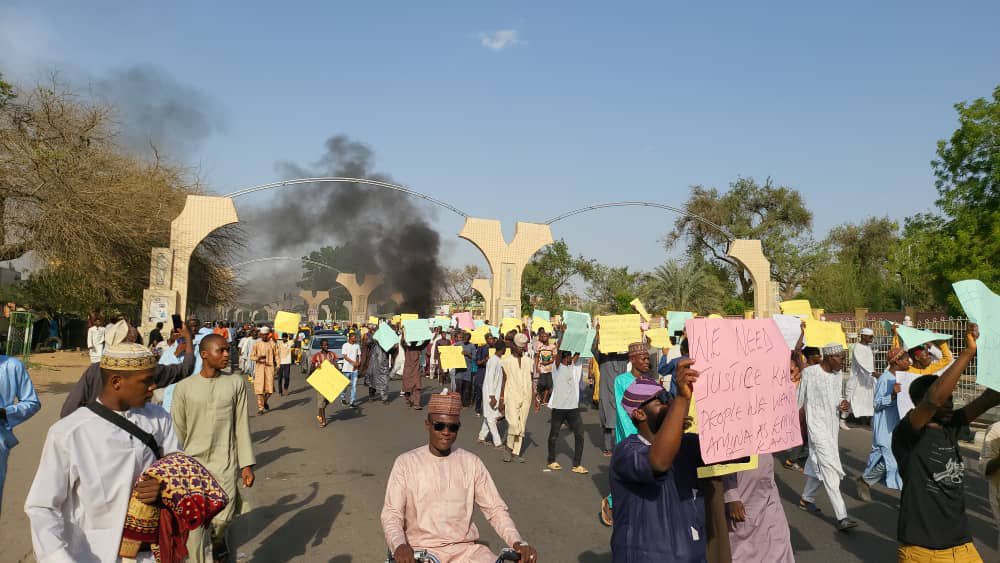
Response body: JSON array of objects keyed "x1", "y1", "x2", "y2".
[{"x1": 686, "y1": 318, "x2": 801, "y2": 464}]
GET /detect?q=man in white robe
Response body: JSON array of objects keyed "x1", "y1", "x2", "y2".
[
  {"x1": 478, "y1": 341, "x2": 506, "y2": 448},
  {"x1": 87, "y1": 317, "x2": 106, "y2": 364},
  {"x1": 25, "y1": 344, "x2": 180, "y2": 563},
  {"x1": 798, "y1": 343, "x2": 858, "y2": 532},
  {"x1": 845, "y1": 328, "x2": 876, "y2": 428}
]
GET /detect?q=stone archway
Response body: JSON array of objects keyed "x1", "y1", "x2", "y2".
[
  {"x1": 458, "y1": 218, "x2": 553, "y2": 323},
  {"x1": 142, "y1": 187, "x2": 780, "y2": 343},
  {"x1": 141, "y1": 195, "x2": 238, "y2": 337}
]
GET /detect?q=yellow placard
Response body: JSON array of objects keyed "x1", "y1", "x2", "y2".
[
  {"x1": 470, "y1": 326, "x2": 490, "y2": 345},
  {"x1": 708, "y1": 313, "x2": 723, "y2": 319},
  {"x1": 803, "y1": 319, "x2": 848, "y2": 348},
  {"x1": 532, "y1": 317, "x2": 553, "y2": 334},
  {"x1": 488, "y1": 347, "x2": 496, "y2": 357},
  {"x1": 646, "y1": 327, "x2": 671, "y2": 349},
  {"x1": 400, "y1": 313, "x2": 418, "y2": 321},
  {"x1": 391, "y1": 315, "x2": 402, "y2": 325},
  {"x1": 779, "y1": 299, "x2": 814, "y2": 319},
  {"x1": 274, "y1": 311, "x2": 301, "y2": 335},
  {"x1": 685, "y1": 395, "x2": 698, "y2": 433},
  {"x1": 306, "y1": 360, "x2": 350, "y2": 402},
  {"x1": 697, "y1": 456, "x2": 759, "y2": 478},
  {"x1": 597, "y1": 314, "x2": 642, "y2": 353},
  {"x1": 499, "y1": 317, "x2": 521, "y2": 335},
  {"x1": 368, "y1": 316, "x2": 378, "y2": 325},
  {"x1": 630, "y1": 298, "x2": 651, "y2": 321},
  {"x1": 438, "y1": 345, "x2": 467, "y2": 370}
]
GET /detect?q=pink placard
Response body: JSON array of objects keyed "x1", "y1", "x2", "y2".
[
  {"x1": 686, "y1": 318, "x2": 801, "y2": 464},
  {"x1": 452, "y1": 311, "x2": 475, "y2": 331}
]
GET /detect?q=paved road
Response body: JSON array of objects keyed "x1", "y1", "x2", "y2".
[{"x1": 2, "y1": 371, "x2": 998, "y2": 562}]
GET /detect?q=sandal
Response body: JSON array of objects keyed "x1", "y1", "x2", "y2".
[
  {"x1": 600, "y1": 496, "x2": 613, "y2": 527},
  {"x1": 798, "y1": 498, "x2": 822, "y2": 514},
  {"x1": 316, "y1": 415, "x2": 327, "y2": 428},
  {"x1": 572, "y1": 466, "x2": 589, "y2": 475},
  {"x1": 547, "y1": 462, "x2": 563, "y2": 471}
]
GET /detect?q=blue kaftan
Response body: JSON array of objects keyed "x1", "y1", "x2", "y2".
[
  {"x1": 863, "y1": 369, "x2": 902, "y2": 489},
  {"x1": 0, "y1": 355, "x2": 41, "y2": 511}
]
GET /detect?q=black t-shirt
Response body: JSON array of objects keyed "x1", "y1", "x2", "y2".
[
  {"x1": 149, "y1": 328, "x2": 163, "y2": 346},
  {"x1": 892, "y1": 409, "x2": 970, "y2": 549}
]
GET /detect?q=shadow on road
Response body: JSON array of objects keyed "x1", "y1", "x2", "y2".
[
  {"x1": 249, "y1": 493, "x2": 345, "y2": 562},
  {"x1": 252, "y1": 426, "x2": 284, "y2": 444},
  {"x1": 233, "y1": 482, "x2": 320, "y2": 553},
  {"x1": 255, "y1": 446, "x2": 307, "y2": 470},
  {"x1": 272, "y1": 397, "x2": 310, "y2": 411},
  {"x1": 577, "y1": 550, "x2": 612, "y2": 562}
]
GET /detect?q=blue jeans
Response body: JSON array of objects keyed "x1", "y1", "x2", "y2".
[{"x1": 339, "y1": 371, "x2": 358, "y2": 404}]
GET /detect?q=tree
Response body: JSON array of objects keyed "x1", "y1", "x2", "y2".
[
  {"x1": 0, "y1": 77, "x2": 240, "y2": 314},
  {"x1": 0, "y1": 73, "x2": 14, "y2": 109},
  {"x1": 297, "y1": 245, "x2": 371, "y2": 319},
  {"x1": 638, "y1": 259, "x2": 728, "y2": 314},
  {"x1": 800, "y1": 217, "x2": 903, "y2": 311},
  {"x1": 436, "y1": 265, "x2": 482, "y2": 308},
  {"x1": 585, "y1": 265, "x2": 645, "y2": 314},
  {"x1": 521, "y1": 240, "x2": 594, "y2": 314},
  {"x1": 901, "y1": 85, "x2": 1000, "y2": 311},
  {"x1": 664, "y1": 177, "x2": 821, "y2": 302}
]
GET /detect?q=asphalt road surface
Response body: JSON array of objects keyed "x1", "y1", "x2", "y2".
[{"x1": 2, "y1": 370, "x2": 998, "y2": 562}]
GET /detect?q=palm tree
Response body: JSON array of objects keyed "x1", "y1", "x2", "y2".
[{"x1": 640, "y1": 260, "x2": 726, "y2": 314}]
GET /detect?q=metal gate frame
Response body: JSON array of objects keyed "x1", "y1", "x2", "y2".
[{"x1": 5, "y1": 310, "x2": 34, "y2": 360}]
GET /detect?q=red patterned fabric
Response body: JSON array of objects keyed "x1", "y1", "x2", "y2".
[{"x1": 120, "y1": 453, "x2": 229, "y2": 562}]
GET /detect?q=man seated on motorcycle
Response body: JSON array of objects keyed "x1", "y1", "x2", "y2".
[{"x1": 381, "y1": 390, "x2": 539, "y2": 563}]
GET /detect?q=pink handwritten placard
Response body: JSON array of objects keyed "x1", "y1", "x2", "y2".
[
  {"x1": 686, "y1": 318, "x2": 801, "y2": 464},
  {"x1": 452, "y1": 311, "x2": 475, "y2": 331}
]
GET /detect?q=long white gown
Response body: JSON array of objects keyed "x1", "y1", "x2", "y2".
[
  {"x1": 25, "y1": 402, "x2": 180, "y2": 563},
  {"x1": 846, "y1": 343, "x2": 875, "y2": 418}
]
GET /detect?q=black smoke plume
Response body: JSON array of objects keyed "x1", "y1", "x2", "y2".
[
  {"x1": 94, "y1": 65, "x2": 226, "y2": 159},
  {"x1": 254, "y1": 135, "x2": 441, "y2": 315}
]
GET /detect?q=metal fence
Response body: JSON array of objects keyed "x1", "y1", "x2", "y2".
[{"x1": 839, "y1": 316, "x2": 980, "y2": 407}]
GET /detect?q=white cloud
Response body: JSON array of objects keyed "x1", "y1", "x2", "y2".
[{"x1": 479, "y1": 29, "x2": 521, "y2": 51}]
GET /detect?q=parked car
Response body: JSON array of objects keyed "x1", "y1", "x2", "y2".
[{"x1": 301, "y1": 332, "x2": 348, "y2": 374}]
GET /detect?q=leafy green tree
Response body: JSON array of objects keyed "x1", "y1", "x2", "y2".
[
  {"x1": 521, "y1": 239, "x2": 594, "y2": 314},
  {"x1": 800, "y1": 217, "x2": 903, "y2": 311},
  {"x1": 664, "y1": 177, "x2": 823, "y2": 302},
  {"x1": 901, "y1": 85, "x2": 1000, "y2": 310},
  {"x1": 584, "y1": 265, "x2": 645, "y2": 313}
]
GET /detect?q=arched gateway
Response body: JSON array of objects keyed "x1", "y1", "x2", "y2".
[{"x1": 140, "y1": 182, "x2": 777, "y2": 339}]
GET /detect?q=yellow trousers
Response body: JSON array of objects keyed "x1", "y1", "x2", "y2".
[{"x1": 898, "y1": 542, "x2": 982, "y2": 563}]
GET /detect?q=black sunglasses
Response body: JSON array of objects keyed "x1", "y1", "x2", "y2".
[{"x1": 432, "y1": 421, "x2": 462, "y2": 433}]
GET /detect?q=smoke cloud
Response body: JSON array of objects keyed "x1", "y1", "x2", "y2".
[
  {"x1": 248, "y1": 135, "x2": 442, "y2": 316},
  {"x1": 93, "y1": 65, "x2": 226, "y2": 159}
]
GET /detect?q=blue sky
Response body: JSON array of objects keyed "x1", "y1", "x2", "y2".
[{"x1": 3, "y1": 0, "x2": 998, "y2": 276}]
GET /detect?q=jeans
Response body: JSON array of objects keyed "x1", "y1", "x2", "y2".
[
  {"x1": 456, "y1": 378, "x2": 473, "y2": 407},
  {"x1": 277, "y1": 364, "x2": 291, "y2": 393},
  {"x1": 339, "y1": 371, "x2": 358, "y2": 404},
  {"x1": 548, "y1": 408, "x2": 584, "y2": 467},
  {"x1": 473, "y1": 382, "x2": 483, "y2": 414}
]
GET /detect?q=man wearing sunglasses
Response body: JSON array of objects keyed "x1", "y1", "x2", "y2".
[{"x1": 382, "y1": 391, "x2": 539, "y2": 563}]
